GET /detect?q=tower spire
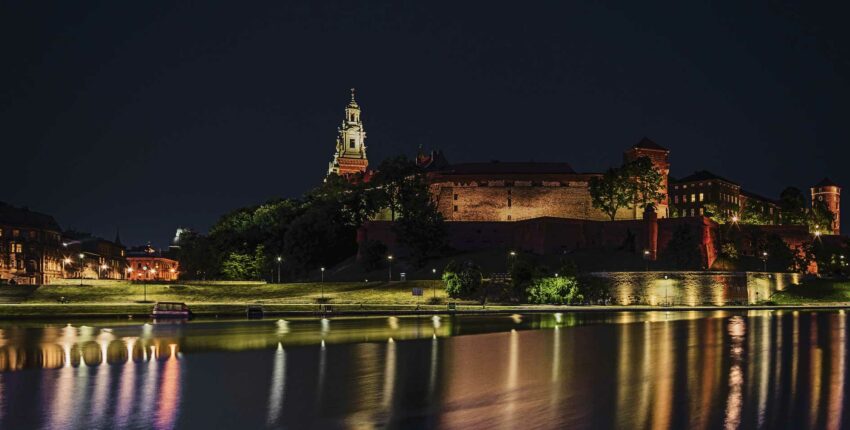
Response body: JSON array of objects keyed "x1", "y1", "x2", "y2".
[{"x1": 327, "y1": 88, "x2": 368, "y2": 176}]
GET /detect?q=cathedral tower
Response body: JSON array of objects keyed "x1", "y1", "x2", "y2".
[
  {"x1": 811, "y1": 178, "x2": 841, "y2": 235},
  {"x1": 328, "y1": 88, "x2": 368, "y2": 176},
  {"x1": 623, "y1": 137, "x2": 671, "y2": 218}
]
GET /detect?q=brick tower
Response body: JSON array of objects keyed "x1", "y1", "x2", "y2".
[
  {"x1": 328, "y1": 88, "x2": 369, "y2": 176},
  {"x1": 623, "y1": 137, "x2": 671, "y2": 218},
  {"x1": 811, "y1": 178, "x2": 841, "y2": 235}
]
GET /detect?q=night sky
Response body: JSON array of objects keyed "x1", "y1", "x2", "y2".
[{"x1": 2, "y1": 1, "x2": 848, "y2": 247}]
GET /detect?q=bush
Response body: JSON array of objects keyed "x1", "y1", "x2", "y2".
[
  {"x1": 526, "y1": 276, "x2": 584, "y2": 305},
  {"x1": 443, "y1": 260, "x2": 482, "y2": 298}
]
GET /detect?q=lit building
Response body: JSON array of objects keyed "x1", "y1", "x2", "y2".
[
  {"x1": 669, "y1": 171, "x2": 740, "y2": 219},
  {"x1": 125, "y1": 244, "x2": 179, "y2": 281},
  {"x1": 0, "y1": 202, "x2": 65, "y2": 284},
  {"x1": 811, "y1": 178, "x2": 841, "y2": 235},
  {"x1": 327, "y1": 88, "x2": 369, "y2": 176},
  {"x1": 61, "y1": 231, "x2": 127, "y2": 280}
]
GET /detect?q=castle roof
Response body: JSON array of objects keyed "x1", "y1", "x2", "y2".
[
  {"x1": 439, "y1": 161, "x2": 576, "y2": 175},
  {"x1": 815, "y1": 177, "x2": 839, "y2": 188},
  {"x1": 741, "y1": 189, "x2": 779, "y2": 205},
  {"x1": 631, "y1": 137, "x2": 668, "y2": 151},
  {"x1": 674, "y1": 170, "x2": 739, "y2": 186},
  {"x1": 0, "y1": 202, "x2": 62, "y2": 232}
]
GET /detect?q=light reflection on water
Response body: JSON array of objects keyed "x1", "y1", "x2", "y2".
[{"x1": 0, "y1": 311, "x2": 848, "y2": 429}]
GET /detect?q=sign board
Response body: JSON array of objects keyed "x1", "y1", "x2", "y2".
[
  {"x1": 412, "y1": 287, "x2": 423, "y2": 296},
  {"x1": 400, "y1": 272, "x2": 407, "y2": 281}
]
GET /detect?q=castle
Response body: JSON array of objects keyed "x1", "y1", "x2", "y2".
[{"x1": 325, "y1": 91, "x2": 841, "y2": 267}]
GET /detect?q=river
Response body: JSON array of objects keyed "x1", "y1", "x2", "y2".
[{"x1": 0, "y1": 310, "x2": 847, "y2": 429}]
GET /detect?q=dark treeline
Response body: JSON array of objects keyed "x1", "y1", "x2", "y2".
[{"x1": 175, "y1": 156, "x2": 446, "y2": 281}]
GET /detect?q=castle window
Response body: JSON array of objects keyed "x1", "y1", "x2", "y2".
[
  {"x1": 690, "y1": 208, "x2": 695, "y2": 216},
  {"x1": 508, "y1": 198, "x2": 512, "y2": 208},
  {"x1": 13, "y1": 229, "x2": 20, "y2": 237},
  {"x1": 691, "y1": 194, "x2": 696, "y2": 203},
  {"x1": 699, "y1": 193, "x2": 704, "y2": 202},
  {"x1": 0, "y1": 228, "x2": 3, "y2": 237},
  {"x1": 453, "y1": 205, "x2": 458, "y2": 212},
  {"x1": 453, "y1": 194, "x2": 458, "y2": 200},
  {"x1": 507, "y1": 215, "x2": 512, "y2": 221},
  {"x1": 674, "y1": 195, "x2": 678, "y2": 204},
  {"x1": 349, "y1": 139, "x2": 355, "y2": 148}
]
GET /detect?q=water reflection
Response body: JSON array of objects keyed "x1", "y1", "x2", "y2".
[{"x1": 0, "y1": 311, "x2": 849, "y2": 428}]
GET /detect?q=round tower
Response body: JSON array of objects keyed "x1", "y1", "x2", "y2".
[{"x1": 811, "y1": 178, "x2": 841, "y2": 235}]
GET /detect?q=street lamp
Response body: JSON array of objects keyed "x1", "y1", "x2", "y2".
[
  {"x1": 761, "y1": 251, "x2": 768, "y2": 272},
  {"x1": 320, "y1": 267, "x2": 326, "y2": 299},
  {"x1": 142, "y1": 265, "x2": 149, "y2": 302},
  {"x1": 508, "y1": 250, "x2": 516, "y2": 272},
  {"x1": 78, "y1": 253, "x2": 85, "y2": 286},
  {"x1": 276, "y1": 256, "x2": 282, "y2": 284},
  {"x1": 126, "y1": 267, "x2": 133, "y2": 280},
  {"x1": 387, "y1": 255, "x2": 394, "y2": 282},
  {"x1": 432, "y1": 268, "x2": 437, "y2": 299},
  {"x1": 100, "y1": 263, "x2": 108, "y2": 280},
  {"x1": 643, "y1": 249, "x2": 650, "y2": 271}
]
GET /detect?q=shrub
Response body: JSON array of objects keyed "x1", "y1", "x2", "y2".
[
  {"x1": 443, "y1": 260, "x2": 482, "y2": 298},
  {"x1": 526, "y1": 276, "x2": 584, "y2": 305},
  {"x1": 360, "y1": 240, "x2": 387, "y2": 271}
]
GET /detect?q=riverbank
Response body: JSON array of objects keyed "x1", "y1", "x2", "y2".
[
  {"x1": 2, "y1": 302, "x2": 850, "y2": 320},
  {"x1": 1, "y1": 278, "x2": 848, "y2": 320}
]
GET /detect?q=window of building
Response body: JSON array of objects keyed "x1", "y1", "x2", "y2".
[
  {"x1": 691, "y1": 194, "x2": 696, "y2": 203},
  {"x1": 14, "y1": 243, "x2": 22, "y2": 253},
  {"x1": 674, "y1": 195, "x2": 679, "y2": 204},
  {"x1": 29, "y1": 230, "x2": 37, "y2": 239},
  {"x1": 453, "y1": 194, "x2": 458, "y2": 200},
  {"x1": 507, "y1": 215, "x2": 512, "y2": 221},
  {"x1": 349, "y1": 139, "x2": 355, "y2": 148},
  {"x1": 699, "y1": 208, "x2": 704, "y2": 215},
  {"x1": 690, "y1": 208, "x2": 695, "y2": 216},
  {"x1": 0, "y1": 228, "x2": 3, "y2": 237},
  {"x1": 699, "y1": 193, "x2": 704, "y2": 202},
  {"x1": 12, "y1": 229, "x2": 20, "y2": 237},
  {"x1": 507, "y1": 198, "x2": 512, "y2": 208},
  {"x1": 453, "y1": 205, "x2": 458, "y2": 212}
]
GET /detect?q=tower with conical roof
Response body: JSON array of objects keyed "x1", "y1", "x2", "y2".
[
  {"x1": 811, "y1": 178, "x2": 841, "y2": 235},
  {"x1": 327, "y1": 88, "x2": 368, "y2": 176}
]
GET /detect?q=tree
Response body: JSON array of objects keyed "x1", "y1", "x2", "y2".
[
  {"x1": 360, "y1": 240, "x2": 387, "y2": 271},
  {"x1": 282, "y1": 200, "x2": 358, "y2": 273},
  {"x1": 589, "y1": 168, "x2": 632, "y2": 221},
  {"x1": 526, "y1": 276, "x2": 583, "y2": 305},
  {"x1": 622, "y1": 156, "x2": 664, "y2": 217},
  {"x1": 763, "y1": 235, "x2": 796, "y2": 272},
  {"x1": 740, "y1": 201, "x2": 773, "y2": 225},
  {"x1": 392, "y1": 172, "x2": 447, "y2": 266},
  {"x1": 443, "y1": 260, "x2": 483, "y2": 298},
  {"x1": 779, "y1": 187, "x2": 807, "y2": 225},
  {"x1": 372, "y1": 155, "x2": 420, "y2": 221},
  {"x1": 808, "y1": 199, "x2": 835, "y2": 234},
  {"x1": 661, "y1": 224, "x2": 704, "y2": 269}
]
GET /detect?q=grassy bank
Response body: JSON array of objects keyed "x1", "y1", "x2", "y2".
[
  {"x1": 771, "y1": 279, "x2": 850, "y2": 304},
  {"x1": 0, "y1": 280, "x2": 448, "y2": 305}
]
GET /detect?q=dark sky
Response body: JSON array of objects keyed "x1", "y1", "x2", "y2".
[{"x1": 2, "y1": 1, "x2": 849, "y2": 247}]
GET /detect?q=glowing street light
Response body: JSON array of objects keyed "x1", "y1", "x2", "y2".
[
  {"x1": 643, "y1": 249, "x2": 651, "y2": 271},
  {"x1": 432, "y1": 268, "x2": 438, "y2": 299},
  {"x1": 276, "y1": 256, "x2": 283, "y2": 284},
  {"x1": 142, "y1": 265, "x2": 150, "y2": 302},
  {"x1": 387, "y1": 255, "x2": 394, "y2": 282},
  {"x1": 320, "y1": 267, "x2": 326, "y2": 299},
  {"x1": 761, "y1": 251, "x2": 769, "y2": 272},
  {"x1": 99, "y1": 263, "x2": 108, "y2": 280},
  {"x1": 731, "y1": 215, "x2": 739, "y2": 223},
  {"x1": 78, "y1": 253, "x2": 85, "y2": 286}
]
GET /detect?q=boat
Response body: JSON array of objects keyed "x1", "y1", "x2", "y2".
[{"x1": 151, "y1": 302, "x2": 192, "y2": 319}]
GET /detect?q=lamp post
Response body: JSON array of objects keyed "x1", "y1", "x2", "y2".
[
  {"x1": 761, "y1": 251, "x2": 768, "y2": 272},
  {"x1": 142, "y1": 265, "x2": 149, "y2": 302},
  {"x1": 63, "y1": 257, "x2": 71, "y2": 278},
  {"x1": 643, "y1": 249, "x2": 650, "y2": 271},
  {"x1": 508, "y1": 250, "x2": 516, "y2": 272},
  {"x1": 320, "y1": 267, "x2": 325, "y2": 299},
  {"x1": 276, "y1": 256, "x2": 282, "y2": 284},
  {"x1": 126, "y1": 267, "x2": 133, "y2": 281},
  {"x1": 78, "y1": 253, "x2": 85, "y2": 286},
  {"x1": 432, "y1": 268, "x2": 437, "y2": 299},
  {"x1": 100, "y1": 263, "x2": 108, "y2": 280},
  {"x1": 387, "y1": 255, "x2": 394, "y2": 282}
]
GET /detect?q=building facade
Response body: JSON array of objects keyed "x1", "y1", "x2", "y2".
[
  {"x1": 126, "y1": 244, "x2": 179, "y2": 281},
  {"x1": 62, "y1": 234, "x2": 127, "y2": 280},
  {"x1": 811, "y1": 178, "x2": 841, "y2": 235},
  {"x1": 425, "y1": 138, "x2": 671, "y2": 223},
  {"x1": 327, "y1": 88, "x2": 369, "y2": 176},
  {"x1": 669, "y1": 171, "x2": 741, "y2": 219},
  {"x1": 0, "y1": 203, "x2": 65, "y2": 284}
]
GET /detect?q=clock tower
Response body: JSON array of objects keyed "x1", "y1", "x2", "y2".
[{"x1": 328, "y1": 88, "x2": 368, "y2": 176}]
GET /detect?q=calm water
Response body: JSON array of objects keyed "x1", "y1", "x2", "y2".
[{"x1": 0, "y1": 310, "x2": 848, "y2": 429}]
